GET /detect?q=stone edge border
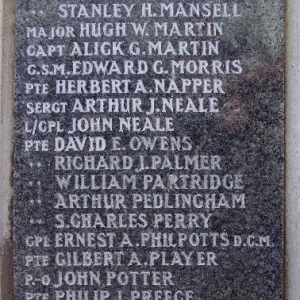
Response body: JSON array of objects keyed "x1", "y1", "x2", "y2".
[
  {"x1": 0, "y1": 0, "x2": 15, "y2": 299},
  {"x1": 286, "y1": 0, "x2": 300, "y2": 299}
]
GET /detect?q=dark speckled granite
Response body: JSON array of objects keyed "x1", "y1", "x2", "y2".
[{"x1": 14, "y1": 1, "x2": 284, "y2": 299}]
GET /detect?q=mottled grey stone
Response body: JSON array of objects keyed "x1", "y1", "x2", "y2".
[{"x1": 13, "y1": 1, "x2": 284, "y2": 300}]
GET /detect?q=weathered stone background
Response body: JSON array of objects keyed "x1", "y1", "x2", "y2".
[{"x1": 0, "y1": 0, "x2": 299, "y2": 299}]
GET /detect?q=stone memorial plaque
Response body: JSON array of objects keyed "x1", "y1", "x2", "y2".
[{"x1": 13, "y1": 1, "x2": 284, "y2": 299}]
